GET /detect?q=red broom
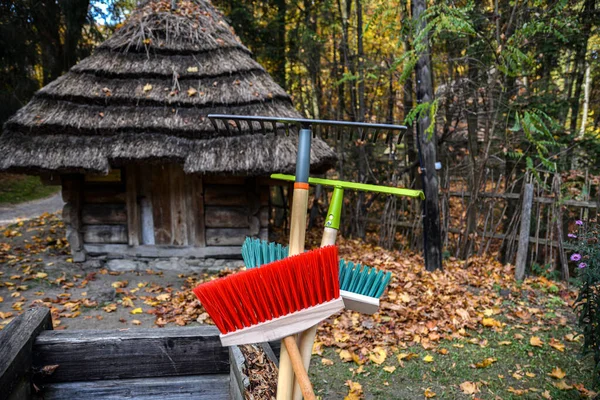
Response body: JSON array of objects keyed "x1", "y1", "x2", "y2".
[{"x1": 193, "y1": 245, "x2": 344, "y2": 400}]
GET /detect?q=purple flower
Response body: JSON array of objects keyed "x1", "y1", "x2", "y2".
[
  {"x1": 568, "y1": 233, "x2": 577, "y2": 238},
  {"x1": 571, "y1": 253, "x2": 582, "y2": 261},
  {"x1": 579, "y1": 263, "x2": 587, "y2": 269},
  {"x1": 576, "y1": 220, "x2": 584, "y2": 226}
]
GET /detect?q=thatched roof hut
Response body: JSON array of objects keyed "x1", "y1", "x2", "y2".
[{"x1": 0, "y1": 0, "x2": 335, "y2": 266}]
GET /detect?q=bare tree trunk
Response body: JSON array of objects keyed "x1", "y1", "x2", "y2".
[
  {"x1": 354, "y1": 0, "x2": 367, "y2": 239},
  {"x1": 412, "y1": 0, "x2": 442, "y2": 271}
]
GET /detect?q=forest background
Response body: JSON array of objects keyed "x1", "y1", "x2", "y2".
[{"x1": 1, "y1": 0, "x2": 599, "y2": 277}]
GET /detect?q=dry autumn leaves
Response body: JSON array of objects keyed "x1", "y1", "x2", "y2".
[{"x1": 0, "y1": 213, "x2": 597, "y2": 398}]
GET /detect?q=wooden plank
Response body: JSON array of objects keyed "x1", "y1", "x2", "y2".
[
  {"x1": 185, "y1": 174, "x2": 197, "y2": 247},
  {"x1": 126, "y1": 166, "x2": 140, "y2": 246},
  {"x1": 83, "y1": 244, "x2": 243, "y2": 259},
  {"x1": 259, "y1": 206, "x2": 269, "y2": 227},
  {"x1": 515, "y1": 183, "x2": 534, "y2": 281},
  {"x1": 32, "y1": 326, "x2": 228, "y2": 383},
  {"x1": 138, "y1": 166, "x2": 155, "y2": 245},
  {"x1": 151, "y1": 165, "x2": 172, "y2": 245},
  {"x1": 40, "y1": 375, "x2": 230, "y2": 400},
  {"x1": 170, "y1": 165, "x2": 187, "y2": 246},
  {"x1": 205, "y1": 207, "x2": 248, "y2": 228},
  {"x1": 194, "y1": 176, "x2": 206, "y2": 247},
  {"x1": 204, "y1": 185, "x2": 247, "y2": 206},
  {"x1": 0, "y1": 308, "x2": 53, "y2": 400},
  {"x1": 81, "y1": 204, "x2": 127, "y2": 225},
  {"x1": 205, "y1": 228, "x2": 268, "y2": 246},
  {"x1": 203, "y1": 176, "x2": 245, "y2": 185},
  {"x1": 62, "y1": 175, "x2": 86, "y2": 262},
  {"x1": 82, "y1": 225, "x2": 128, "y2": 244},
  {"x1": 83, "y1": 188, "x2": 126, "y2": 204}
]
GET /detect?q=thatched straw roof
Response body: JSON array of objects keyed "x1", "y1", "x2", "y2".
[{"x1": 0, "y1": 0, "x2": 336, "y2": 175}]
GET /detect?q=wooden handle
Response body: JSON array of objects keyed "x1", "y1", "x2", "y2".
[
  {"x1": 277, "y1": 187, "x2": 310, "y2": 400},
  {"x1": 283, "y1": 335, "x2": 316, "y2": 400},
  {"x1": 292, "y1": 226, "x2": 339, "y2": 400}
]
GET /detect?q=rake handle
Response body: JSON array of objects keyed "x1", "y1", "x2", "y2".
[{"x1": 283, "y1": 335, "x2": 316, "y2": 400}]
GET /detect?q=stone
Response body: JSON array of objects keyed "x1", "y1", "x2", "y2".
[
  {"x1": 88, "y1": 287, "x2": 117, "y2": 304},
  {"x1": 106, "y1": 259, "x2": 141, "y2": 272}
]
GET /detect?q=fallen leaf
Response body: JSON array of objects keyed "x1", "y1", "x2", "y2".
[
  {"x1": 103, "y1": 303, "x2": 117, "y2": 313},
  {"x1": 423, "y1": 388, "x2": 436, "y2": 398},
  {"x1": 344, "y1": 380, "x2": 363, "y2": 400},
  {"x1": 423, "y1": 355, "x2": 434, "y2": 363},
  {"x1": 143, "y1": 83, "x2": 153, "y2": 92},
  {"x1": 459, "y1": 381, "x2": 479, "y2": 394},
  {"x1": 312, "y1": 341, "x2": 324, "y2": 356},
  {"x1": 383, "y1": 366, "x2": 396, "y2": 373},
  {"x1": 549, "y1": 338, "x2": 565, "y2": 352},
  {"x1": 41, "y1": 364, "x2": 59, "y2": 375},
  {"x1": 541, "y1": 389, "x2": 552, "y2": 399},
  {"x1": 553, "y1": 380, "x2": 573, "y2": 390},
  {"x1": 131, "y1": 320, "x2": 141, "y2": 325},
  {"x1": 187, "y1": 87, "x2": 198, "y2": 97},
  {"x1": 475, "y1": 357, "x2": 496, "y2": 368},
  {"x1": 36, "y1": 272, "x2": 48, "y2": 279},
  {"x1": 548, "y1": 367, "x2": 566, "y2": 379},
  {"x1": 187, "y1": 66, "x2": 199, "y2": 73},
  {"x1": 339, "y1": 350, "x2": 353, "y2": 362},
  {"x1": 530, "y1": 336, "x2": 544, "y2": 347},
  {"x1": 368, "y1": 346, "x2": 387, "y2": 365},
  {"x1": 498, "y1": 341, "x2": 512, "y2": 345},
  {"x1": 397, "y1": 352, "x2": 418, "y2": 362},
  {"x1": 482, "y1": 317, "x2": 502, "y2": 328},
  {"x1": 321, "y1": 358, "x2": 334, "y2": 366},
  {"x1": 525, "y1": 372, "x2": 536, "y2": 378},
  {"x1": 130, "y1": 307, "x2": 143, "y2": 315}
]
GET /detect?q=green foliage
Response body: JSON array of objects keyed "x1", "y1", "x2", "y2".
[{"x1": 572, "y1": 221, "x2": 600, "y2": 384}]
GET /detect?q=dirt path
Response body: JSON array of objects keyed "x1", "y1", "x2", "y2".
[{"x1": 0, "y1": 192, "x2": 64, "y2": 227}]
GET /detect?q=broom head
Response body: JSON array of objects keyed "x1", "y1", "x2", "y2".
[{"x1": 194, "y1": 245, "x2": 344, "y2": 346}]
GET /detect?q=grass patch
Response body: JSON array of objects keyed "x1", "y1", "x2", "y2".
[
  {"x1": 311, "y1": 325, "x2": 594, "y2": 399},
  {"x1": 0, "y1": 174, "x2": 59, "y2": 205}
]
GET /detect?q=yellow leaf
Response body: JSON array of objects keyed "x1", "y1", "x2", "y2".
[
  {"x1": 312, "y1": 341, "x2": 324, "y2": 356},
  {"x1": 423, "y1": 355, "x2": 434, "y2": 363},
  {"x1": 344, "y1": 380, "x2": 363, "y2": 400},
  {"x1": 383, "y1": 366, "x2": 396, "y2": 373},
  {"x1": 512, "y1": 372, "x2": 523, "y2": 380},
  {"x1": 131, "y1": 320, "x2": 141, "y2": 325},
  {"x1": 564, "y1": 333, "x2": 578, "y2": 342},
  {"x1": 397, "y1": 352, "x2": 418, "y2": 362},
  {"x1": 475, "y1": 357, "x2": 496, "y2": 368},
  {"x1": 156, "y1": 293, "x2": 171, "y2": 302},
  {"x1": 368, "y1": 347, "x2": 387, "y2": 365},
  {"x1": 553, "y1": 380, "x2": 573, "y2": 390},
  {"x1": 423, "y1": 388, "x2": 436, "y2": 398},
  {"x1": 514, "y1": 333, "x2": 524, "y2": 339},
  {"x1": 530, "y1": 336, "x2": 544, "y2": 347},
  {"x1": 36, "y1": 272, "x2": 48, "y2": 279},
  {"x1": 542, "y1": 389, "x2": 552, "y2": 399},
  {"x1": 525, "y1": 372, "x2": 536, "y2": 378},
  {"x1": 187, "y1": 87, "x2": 198, "y2": 97},
  {"x1": 130, "y1": 307, "x2": 143, "y2": 315},
  {"x1": 399, "y1": 293, "x2": 412, "y2": 303},
  {"x1": 498, "y1": 341, "x2": 512, "y2": 346},
  {"x1": 459, "y1": 381, "x2": 480, "y2": 395},
  {"x1": 0, "y1": 296, "x2": 3, "y2": 303},
  {"x1": 549, "y1": 338, "x2": 565, "y2": 352},
  {"x1": 339, "y1": 350, "x2": 353, "y2": 362},
  {"x1": 187, "y1": 66, "x2": 199, "y2": 73},
  {"x1": 548, "y1": 367, "x2": 566, "y2": 379},
  {"x1": 321, "y1": 358, "x2": 334, "y2": 366},
  {"x1": 143, "y1": 83, "x2": 153, "y2": 92},
  {"x1": 103, "y1": 303, "x2": 117, "y2": 313},
  {"x1": 482, "y1": 317, "x2": 502, "y2": 328}
]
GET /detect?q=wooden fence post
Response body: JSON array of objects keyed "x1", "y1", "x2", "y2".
[{"x1": 515, "y1": 183, "x2": 534, "y2": 281}]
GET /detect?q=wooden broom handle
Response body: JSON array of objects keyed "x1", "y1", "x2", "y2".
[
  {"x1": 277, "y1": 187, "x2": 310, "y2": 400},
  {"x1": 283, "y1": 335, "x2": 316, "y2": 400},
  {"x1": 293, "y1": 227, "x2": 338, "y2": 400}
]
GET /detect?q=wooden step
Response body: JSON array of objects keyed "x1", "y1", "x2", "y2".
[
  {"x1": 39, "y1": 374, "x2": 229, "y2": 400},
  {"x1": 33, "y1": 326, "x2": 228, "y2": 383}
]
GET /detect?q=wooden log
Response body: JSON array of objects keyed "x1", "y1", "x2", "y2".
[
  {"x1": 81, "y1": 204, "x2": 127, "y2": 225},
  {"x1": 39, "y1": 375, "x2": 230, "y2": 400},
  {"x1": 151, "y1": 165, "x2": 173, "y2": 245},
  {"x1": 515, "y1": 183, "x2": 534, "y2": 281},
  {"x1": 206, "y1": 228, "x2": 267, "y2": 246},
  {"x1": 170, "y1": 165, "x2": 188, "y2": 246},
  {"x1": 82, "y1": 188, "x2": 126, "y2": 204},
  {"x1": 32, "y1": 326, "x2": 228, "y2": 383},
  {"x1": 229, "y1": 346, "x2": 248, "y2": 400},
  {"x1": 0, "y1": 308, "x2": 53, "y2": 400},
  {"x1": 140, "y1": 197, "x2": 155, "y2": 245},
  {"x1": 249, "y1": 216, "x2": 260, "y2": 236},
  {"x1": 82, "y1": 225, "x2": 128, "y2": 244},
  {"x1": 83, "y1": 244, "x2": 243, "y2": 259},
  {"x1": 205, "y1": 207, "x2": 248, "y2": 228},
  {"x1": 126, "y1": 166, "x2": 140, "y2": 246},
  {"x1": 204, "y1": 185, "x2": 248, "y2": 206},
  {"x1": 193, "y1": 176, "x2": 206, "y2": 247}
]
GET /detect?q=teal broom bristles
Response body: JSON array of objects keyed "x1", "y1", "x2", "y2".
[
  {"x1": 338, "y1": 260, "x2": 392, "y2": 298},
  {"x1": 241, "y1": 237, "x2": 289, "y2": 269},
  {"x1": 242, "y1": 237, "x2": 392, "y2": 299}
]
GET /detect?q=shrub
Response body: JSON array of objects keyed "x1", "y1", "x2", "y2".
[{"x1": 571, "y1": 220, "x2": 600, "y2": 383}]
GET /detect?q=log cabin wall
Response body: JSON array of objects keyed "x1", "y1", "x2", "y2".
[{"x1": 61, "y1": 164, "x2": 269, "y2": 263}]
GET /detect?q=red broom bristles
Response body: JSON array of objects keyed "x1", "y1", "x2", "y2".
[{"x1": 193, "y1": 245, "x2": 340, "y2": 334}]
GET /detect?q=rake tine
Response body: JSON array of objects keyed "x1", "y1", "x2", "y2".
[
  {"x1": 259, "y1": 120, "x2": 267, "y2": 135},
  {"x1": 270, "y1": 121, "x2": 278, "y2": 135},
  {"x1": 285, "y1": 123, "x2": 290, "y2": 136},
  {"x1": 371, "y1": 129, "x2": 380, "y2": 143},
  {"x1": 322, "y1": 126, "x2": 329, "y2": 139},
  {"x1": 224, "y1": 119, "x2": 233, "y2": 135},
  {"x1": 234, "y1": 119, "x2": 243, "y2": 134},
  {"x1": 397, "y1": 129, "x2": 406, "y2": 145},
  {"x1": 209, "y1": 118, "x2": 221, "y2": 134},
  {"x1": 360, "y1": 128, "x2": 368, "y2": 141},
  {"x1": 248, "y1": 119, "x2": 255, "y2": 135},
  {"x1": 336, "y1": 127, "x2": 342, "y2": 141},
  {"x1": 385, "y1": 130, "x2": 393, "y2": 145}
]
